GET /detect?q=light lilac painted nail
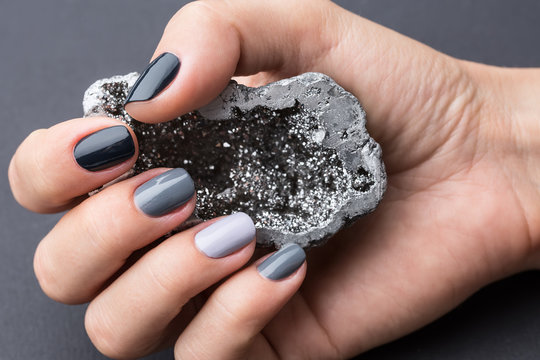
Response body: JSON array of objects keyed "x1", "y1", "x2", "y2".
[{"x1": 195, "y1": 212, "x2": 256, "y2": 258}]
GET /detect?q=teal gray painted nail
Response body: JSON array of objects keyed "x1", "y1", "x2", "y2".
[
  {"x1": 257, "y1": 243, "x2": 306, "y2": 280},
  {"x1": 134, "y1": 168, "x2": 194, "y2": 217},
  {"x1": 195, "y1": 212, "x2": 255, "y2": 258}
]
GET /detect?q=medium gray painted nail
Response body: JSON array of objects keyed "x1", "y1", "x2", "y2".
[
  {"x1": 134, "y1": 168, "x2": 194, "y2": 217},
  {"x1": 195, "y1": 212, "x2": 255, "y2": 258},
  {"x1": 257, "y1": 243, "x2": 306, "y2": 280}
]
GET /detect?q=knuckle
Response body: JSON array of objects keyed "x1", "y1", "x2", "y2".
[
  {"x1": 34, "y1": 239, "x2": 92, "y2": 304},
  {"x1": 29, "y1": 145, "x2": 63, "y2": 203},
  {"x1": 86, "y1": 301, "x2": 153, "y2": 359},
  {"x1": 33, "y1": 241, "x2": 71, "y2": 303},
  {"x1": 177, "y1": 0, "x2": 214, "y2": 18},
  {"x1": 174, "y1": 339, "x2": 204, "y2": 360},
  {"x1": 8, "y1": 156, "x2": 24, "y2": 205},
  {"x1": 10, "y1": 128, "x2": 68, "y2": 211},
  {"x1": 145, "y1": 257, "x2": 182, "y2": 298},
  {"x1": 81, "y1": 194, "x2": 127, "y2": 257},
  {"x1": 171, "y1": 1, "x2": 227, "y2": 31},
  {"x1": 85, "y1": 303, "x2": 127, "y2": 359},
  {"x1": 212, "y1": 292, "x2": 246, "y2": 327},
  {"x1": 9, "y1": 130, "x2": 45, "y2": 207}
]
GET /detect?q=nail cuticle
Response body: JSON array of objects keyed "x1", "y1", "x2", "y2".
[
  {"x1": 134, "y1": 168, "x2": 195, "y2": 217},
  {"x1": 73, "y1": 125, "x2": 135, "y2": 172}
]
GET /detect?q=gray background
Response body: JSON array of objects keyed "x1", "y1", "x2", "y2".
[{"x1": 1, "y1": 1, "x2": 539, "y2": 359}]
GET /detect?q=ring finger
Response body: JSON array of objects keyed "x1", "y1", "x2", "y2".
[{"x1": 85, "y1": 212, "x2": 257, "y2": 359}]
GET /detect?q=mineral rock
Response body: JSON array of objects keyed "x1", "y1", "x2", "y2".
[{"x1": 83, "y1": 72, "x2": 387, "y2": 248}]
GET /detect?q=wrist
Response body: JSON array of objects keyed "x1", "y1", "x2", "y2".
[
  {"x1": 507, "y1": 68, "x2": 540, "y2": 269},
  {"x1": 479, "y1": 65, "x2": 540, "y2": 268},
  {"x1": 459, "y1": 61, "x2": 540, "y2": 270}
]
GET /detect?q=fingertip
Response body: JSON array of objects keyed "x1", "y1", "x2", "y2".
[{"x1": 124, "y1": 2, "x2": 240, "y2": 123}]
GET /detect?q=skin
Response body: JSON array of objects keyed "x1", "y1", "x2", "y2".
[{"x1": 8, "y1": 0, "x2": 540, "y2": 358}]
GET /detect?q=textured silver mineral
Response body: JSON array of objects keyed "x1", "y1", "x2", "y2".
[{"x1": 83, "y1": 72, "x2": 386, "y2": 248}]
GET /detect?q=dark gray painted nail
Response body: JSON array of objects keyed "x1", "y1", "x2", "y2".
[
  {"x1": 195, "y1": 212, "x2": 255, "y2": 258},
  {"x1": 74, "y1": 126, "x2": 135, "y2": 171},
  {"x1": 257, "y1": 243, "x2": 306, "y2": 280},
  {"x1": 124, "y1": 52, "x2": 180, "y2": 105},
  {"x1": 134, "y1": 168, "x2": 194, "y2": 217}
]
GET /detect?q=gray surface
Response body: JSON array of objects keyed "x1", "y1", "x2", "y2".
[{"x1": 1, "y1": 1, "x2": 539, "y2": 359}]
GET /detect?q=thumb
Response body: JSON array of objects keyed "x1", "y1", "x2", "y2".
[
  {"x1": 124, "y1": 0, "x2": 474, "y2": 173},
  {"x1": 124, "y1": 0, "x2": 334, "y2": 123}
]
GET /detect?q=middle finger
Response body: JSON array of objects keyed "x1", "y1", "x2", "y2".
[{"x1": 33, "y1": 168, "x2": 196, "y2": 304}]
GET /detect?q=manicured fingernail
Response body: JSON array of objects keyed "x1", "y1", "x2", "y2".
[
  {"x1": 74, "y1": 125, "x2": 135, "y2": 171},
  {"x1": 257, "y1": 243, "x2": 306, "y2": 280},
  {"x1": 124, "y1": 52, "x2": 180, "y2": 105},
  {"x1": 195, "y1": 213, "x2": 256, "y2": 258},
  {"x1": 134, "y1": 168, "x2": 194, "y2": 217}
]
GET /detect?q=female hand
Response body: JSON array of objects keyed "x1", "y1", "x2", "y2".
[{"x1": 9, "y1": 0, "x2": 540, "y2": 358}]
